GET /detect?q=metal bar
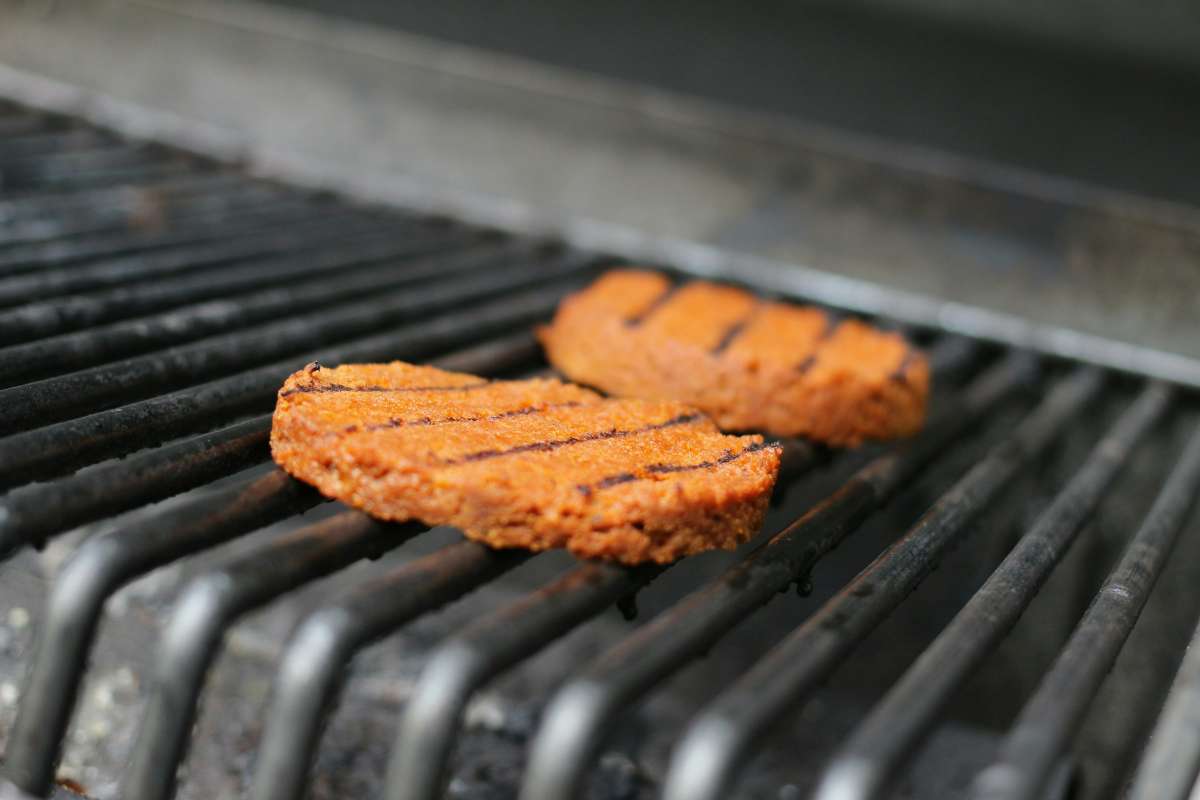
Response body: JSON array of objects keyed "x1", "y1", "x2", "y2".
[
  {"x1": 0, "y1": 239, "x2": 498, "y2": 385},
  {"x1": 0, "y1": 146, "x2": 189, "y2": 190},
  {"x1": 427, "y1": 329, "x2": 545, "y2": 377},
  {"x1": 0, "y1": 226, "x2": 465, "y2": 344},
  {"x1": 0, "y1": 144, "x2": 159, "y2": 172},
  {"x1": 0, "y1": 330, "x2": 542, "y2": 558},
  {"x1": 1127, "y1": 609, "x2": 1200, "y2": 800},
  {"x1": 813, "y1": 381, "x2": 1173, "y2": 800},
  {"x1": 973, "y1": 420, "x2": 1200, "y2": 800},
  {"x1": 0, "y1": 280, "x2": 566, "y2": 488},
  {"x1": 0, "y1": 416, "x2": 269, "y2": 557},
  {"x1": 0, "y1": 176, "x2": 268, "y2": 254},
  {"x1": 0, "y1": 182, "x2": 288, "y2": 254},
  {"x1": 122, "y1": 512, "x2": 428, "y2": 800},
  {"x1": 386, "y1": 561, "x2": 665, "y2": 800},
  {"x1": 0, "y1": 209, "x2": 396, "y2": 308},
  {"x1": 0, "y1": 173, "x2": 256, "y2": 225},
  {"x1": 250, "y1": 541, "x2": 530, "y2": 800},
  {"x1": 775, "y1": 438, "x2": 825, "y2": 484},
  {"x1": 0, "y1": 244, "x2": 576, "y2": 433},
  {"x1": 0, "y1": 111, "x2": 54, "y2": 138},
  {"x1": 0, "y1": 159, "x2": 191, "y2": 193},
  {"x1": 0, "y1": 209, "x2": 389, "y2": 308},
  {"x1": 660, "y1": 366, "x2": 1105, "y2": 800},
  {"x1": 0, "y1": 128, "x2": 106, "y2": 160},
  {"x1": 920, "y1": 335, "x2": 987, "y2": 382},
  {"x1": 0, "y1": 191, "x2": 285, "y2": 251},
  {"x1": 518, "y1": 346, "x2": 1029, "y2": 800},
  {"x1": 2, "y1": 469, "x2": 322, "y2": 797},
  {"x1": 0, "y1": 140, "x2": 150, "y2": 175},
  {"x1": 0, "y1": 195, "x2": 331, "y2": 275},
  {"x1": 0, "y1": 240, "x2": 519, "y2": 422}
]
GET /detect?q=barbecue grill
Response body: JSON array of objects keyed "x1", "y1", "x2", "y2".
[{"x1": 3, "y1": 4, "x2": 1200, "y2": 800}]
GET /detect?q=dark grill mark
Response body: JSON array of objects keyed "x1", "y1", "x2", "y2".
[
  {"x1": 594, "y1": 472, "x2": 637, "y2": 490},
  {"x1": 449, "y1": 412, "x2": 704, "y2": 465},
  {"x1": 345, "y1": 401, "x2": 586, "y2": 434},
  {"x1": 576, "y1": 440, "x2": 778, "y2": 495},
  {"x1": 796, "y1": 354, "x2": 819, "y2": 374},
  {"x1": 710, "y1": 304, "x2": 760, "y2": 355},
  {"x1": 647, "y1": 440, "x2": 776, "y2": 473},
  {"x1": 624, "y1": 283, "x2": 681, "y2": 327},
  {"x1": 281, "y1": 380, "x2": 490, "y2": 398},
  {"x1": 794, "y1": 312, "x2": 840, "y2": 373}
]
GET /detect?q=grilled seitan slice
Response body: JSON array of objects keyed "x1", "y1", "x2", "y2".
[
  {"x1": 538, "y1": 269, "x2": 929, "y2": 446},
  {"x1": 271, "y1": 361, "x2": 781, "y2": 564}
]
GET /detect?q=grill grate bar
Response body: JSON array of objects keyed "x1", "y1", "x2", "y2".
[
  {"x1": 0, "y1": 210, "x2": 407, "y2": 309},
  {"x1": 0, "y1": 415, "x2": 270, "y2": 558},
  {"x1": 0, "y1": 145, "x2": 191, "y2": 191},
  {"x1": 0, "y1": 282, "x2": 573, "y2": 488},
  {"x1": 387, "y1": 561, "x2": 667, "y2": 800},
  {"x1": 0, "y1": 226, "x2": 467, "y2": 344},
  {"x1": 122, "y1": 512, "x2": 429, "y2": 800},
  {"x1": 813, "y1": 380, "x2": 1173, "y2": 800},
  {"x1": 251, "y1": 541, "x2": 531, "y2": 800},
  {"x1": 972, "y1": 419, "x2": 1200, "y2": 800},
  {"x1": 0, "y1": 128, "x2": 107, "y2": 160},
  {"x1": 0, "y1": 238, "x2": 507, "y2": 387},
  {"x1": 0, "y1": 143, "x2": 158, "y2": 171},
  {"x1": 0, "y1": 181, "x2": 268, "y2": 254},
  {"x1": 0, "y1": 183, "x2": 286, "y2": 250},
  {"x1": 0, "y1": 111, "x2": 56, "y2": 138},
  {"x1": 0, "y1": 173, "x2": 255, "y2": 228},
  {"x1": 0, "y1": 194, "x2": 297, "y2": 265},
  {"x1": 517, "y1": 346, "x2": 1029, "y2": 800},
  {"x1": 0, "y1": 241, "x2": 542, "y2": 432},
  {"x1": 2, "y1": 469, "x2": 323, "y2": 797},
  {"x1": 0, "y1": 330, "x2": 541, "y2": 557},
  {"x1": 0, "y1": 194, "x2": 336, "y2": 274},
  {"x1": 661, "y1": 364, "x2": 1106, "y2": 800},
  {"x1": 1128, "y1": 604, "x2": 1200, "y2": 800},
  {"x1": 1, "y1": 157, "x2": 192, "y2": 194},
  {"x1": 0, "y1": 334, "x2": 545, "y2": 796}
]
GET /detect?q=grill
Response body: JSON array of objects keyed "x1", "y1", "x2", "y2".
[{"x1": 0, "y1": 101, "x2": 1199, "y2": 800}]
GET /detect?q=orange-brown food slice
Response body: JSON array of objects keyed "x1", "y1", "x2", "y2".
[
  {"x1": 270, "y1": 361, "x2": 781, "y2": 564},
  {"x1": 539, "y1": 269, "x2": 929, "y2": 445}
]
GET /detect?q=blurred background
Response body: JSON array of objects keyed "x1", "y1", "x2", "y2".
[{"x1": 273, "y1": 0, "x2": 1200, "y2": 205}]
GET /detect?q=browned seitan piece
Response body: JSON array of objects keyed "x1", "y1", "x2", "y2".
[
  {"x1": 270, "y1": 361, "x2": 781, "y2": 564},
  {"x1": 538, "y1": 269, "x2": 929, "y2": 446}
]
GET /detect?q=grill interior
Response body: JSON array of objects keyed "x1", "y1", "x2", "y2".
[{"x1": 1, "y1": 101, "x2": 1199, "y2": 800}]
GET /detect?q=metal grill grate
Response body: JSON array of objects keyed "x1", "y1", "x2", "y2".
[{"x1": 0, "y1": 102, "x2": 1198, "y2": 800}]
